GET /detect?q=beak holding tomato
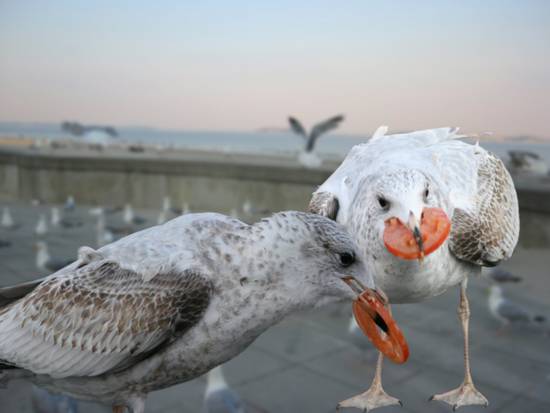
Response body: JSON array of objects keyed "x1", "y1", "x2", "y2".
[
  {"x1": 383, "y1": 207, "x2": 451, "y2": 260},
  {"x1": 342, "y1": 276, "x2": 409, "y2": 364}
]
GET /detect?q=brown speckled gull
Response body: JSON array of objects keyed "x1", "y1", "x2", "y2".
[{"x1": 0, "y1": 211, "x2": 375, "y2": 413}]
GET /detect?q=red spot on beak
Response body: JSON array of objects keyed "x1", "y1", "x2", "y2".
[{"x1": 383, "y1": 207, "x2": 451, "y2": 260}]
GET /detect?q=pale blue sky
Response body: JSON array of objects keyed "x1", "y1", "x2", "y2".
[{"x1": 1, "y1": 1, "x2": 549, "y2": 136}]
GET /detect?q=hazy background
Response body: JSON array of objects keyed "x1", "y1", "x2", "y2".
[{"x1": 1, "y1": 0, "x2": 549, "y2": 138}]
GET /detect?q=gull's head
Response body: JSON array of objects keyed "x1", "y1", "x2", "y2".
[
  {"x1": 289, "y1": 213, "x2": 377, "y2": 303},
  {"x1": 262, "y1": 212, "x2": 409, "y2": 363},
  {"x1": 358, "y1": 169, "x2": 451, "y2": 261}
]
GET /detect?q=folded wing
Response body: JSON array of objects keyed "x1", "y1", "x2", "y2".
[{"x1": 0, "y1": 259, "x2": 212, "y2": 378}]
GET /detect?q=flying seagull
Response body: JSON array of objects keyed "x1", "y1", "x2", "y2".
[
  {"x1": 310, "y1": 127, "x2": 519, "y2": 411},
  {"x1": 288, "y1": 115, "x2": 344, "y2": 152},
  {"x1": 0, "y1": 211, "x2": 393, "y2": 413}
]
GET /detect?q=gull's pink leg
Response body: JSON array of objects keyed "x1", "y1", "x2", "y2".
[
  {"x1": 337, "y1": 305, "x2": 402, "y2": 412},
  {"x1": 430, "y1": 280, "x2": 488, "y2": 410}
]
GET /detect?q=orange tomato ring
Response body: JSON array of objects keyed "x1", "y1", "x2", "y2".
[{"x1": 352, "y1": 292, "x2": 409, "y2": 364}]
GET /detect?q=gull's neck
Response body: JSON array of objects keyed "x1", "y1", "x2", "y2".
[{"x1": 200, "y1": 213, "x2": 320, "y2": 351}]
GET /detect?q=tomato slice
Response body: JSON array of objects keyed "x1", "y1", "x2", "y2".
[
  {"x1": 352, "y1": 291, "x2": 409, "y2": 364},
  {"x1": 383, "y1": 207, "x2": 451, "y2": 260}
]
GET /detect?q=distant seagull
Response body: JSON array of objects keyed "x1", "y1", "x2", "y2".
[
  {"x1": 203, "y1": 365, "x2": 270, "y2": 413},
  {"x1": 288, "y1": 114, "x2": 345, "y2": 153},
  {"x1": 162, "y1": 196, "x2": 172, "y2": 212},
  {"x1": 487, "y1": 267, "x2": 522, "y2": 283},
  {"x1": 64, "y1": 196, "x2": 75, "y2": 211},
  {"x1": 181, "y1": 202, "x2": 191, "y2": 215},
  {"x1": 157, "y1": 209, "x2": 168, "y2": 225},
  {"x1": 88, "y1": 207, "x2": 105, "y2": 217},
  {"x1": 31, "y1": 385, "x2": 79, "y2": 413},
  {"x1": 170, "y1": 202, "x2": 191, "y2": 216},
  {"x1": 123, "y1": 204, "x2": 147, "y2": 226},
  {"x1": 1, "y1": 207, "x2": 18, "y2": 230},
  {"x1": 203, "y1": 366, "x2": 245, "y2": 413},
  {"x1": 50, "y1": 207, "x2": 61, "y2": 227},
  {"x1": 507, "y1": 150, "x2": 549, "y2": 176},
  {"x1": 488, "y1": 285, "x2": 546, "y2": 328},
  {"x1": 242, "y1": 200, "x2": 253, "y2": 215},
  {"x1": 35, "y1": 214, "x2": 48, "y2": 236},
  {"x1": 123, "y1": 204, "x2": 134, "y2": 224},
  {"x1": 96, "y1": 213, "x2": 114, "y2": 248},
  {"x1": 35, "y1": 241, "x2": 74, "y2": 272}
]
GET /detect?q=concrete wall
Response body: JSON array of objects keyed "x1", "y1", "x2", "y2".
[
  {"x1": 0, "y1": 149, "x2": 332, "y2": 213},
  {"x1": 0, "y1": 148, "x2": 548, "y2": 214}
]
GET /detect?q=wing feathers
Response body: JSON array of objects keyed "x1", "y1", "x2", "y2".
[
  {"x1": 450, "y1": 153, "x2": 519, "y2": 266},
  {"x1": 0, "y1": 261, "x2": 212, "y2": 378}
]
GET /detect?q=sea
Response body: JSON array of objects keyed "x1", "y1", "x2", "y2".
[{"x1": 1, "y1": 122, "x2": 549, "y2": 163}]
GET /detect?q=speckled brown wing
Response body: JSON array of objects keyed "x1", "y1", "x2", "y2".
[
  {"x1": 308, "y1": 191, "x2": 339, "y2": 221},
  {"x1": 449, "y1": 153, "x2": 519, "y2": 266},
  {"x1": 0, "y1": 260, "x2": 212, "y2": 378}
]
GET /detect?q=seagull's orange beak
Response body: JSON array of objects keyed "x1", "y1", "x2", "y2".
[
  {"x1": 342, "y1": 276, "x2": 409, "y2": 364},
  {"x1": 383, "y1": 207, "x2": 451, "y2": 260}
]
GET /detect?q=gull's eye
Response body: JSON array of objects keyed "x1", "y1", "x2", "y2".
[
  {"x1": 339, "y1": 252, "x2": 355, "y2": 267},
  {"x1": 378, "y1": 196, "x2": 390, "y2": 211},
  {"x1": 424, "y1": 187, "x2": 429, "y2": 200}
]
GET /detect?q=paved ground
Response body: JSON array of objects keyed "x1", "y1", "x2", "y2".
[{"x1": 0, "y1": 203, "x2": 548, "y2": 413}]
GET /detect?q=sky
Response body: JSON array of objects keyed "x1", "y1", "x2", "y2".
[{"x1": 1, "y1": 1, "x2": 549, "y2": 137}]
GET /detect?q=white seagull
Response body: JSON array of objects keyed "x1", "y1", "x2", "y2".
[
  {"x1": 96, "y1": 211, "x2": 115, "y2": 248},
  {"x1": 203, "y1": 365, "x2": 245, "y2": 413},
  {"x1": 1, "y1": 207, "x2": 17, "y2": 230},
  {"x1": 122, "y1": 204, "x2": 134, "y2": 225},
  {"x1": 51, "y1": 207, "x2": 62, "y2": 227},
  {"x1": 31, "y1": 385, "x2": 79, "y2": 413},
  {"x1": 0, "y1": 211, "x2": 389, "y2": 413},
  {"x1": 35, "y1": 214, "x2": 48, "y2": 237},
  {"x1": 488, "y1": 285, "x2": 546, "y2": 329},
  {"x1": 35, "y1": 241, "x2": 74, "y2": 273},
  {"x1": 162, "y1": 196, "x2": 172, "y2": 213},
  {"x1": 309, "y1": 127, "x2": 519, "y2": 410},
  {"x1": 64, "y1": 196, "x2": 76, "y2": 211},
  {"x1": 123, "y1": 204, "x2": 146, "y2": 226},
  {"x1": 486, "y1": 267, "x2": 522, "y2": 283}
]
